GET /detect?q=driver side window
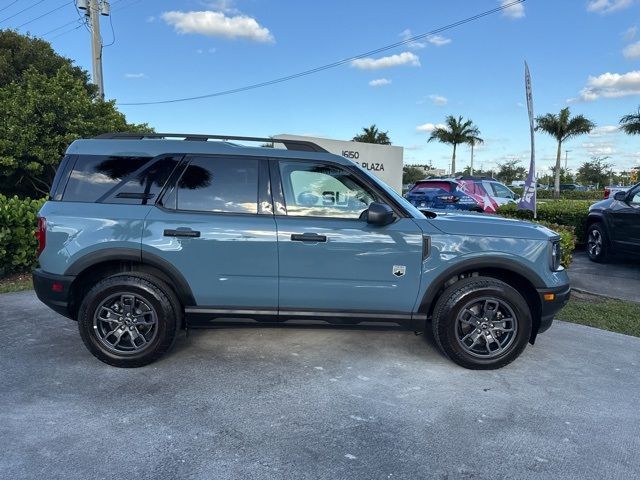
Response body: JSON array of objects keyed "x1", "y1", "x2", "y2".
[
  {"x1": 629, "y1": 187, "x2": 640, "y2": 206},
  {"x1": 279, "y1": 161, "x2": 378, "y2": 218}
]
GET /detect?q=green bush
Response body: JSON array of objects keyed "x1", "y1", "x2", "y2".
[
  {"x1": 497, "y1": 200, "x2": 590, "y2": 243},
  {"x1": 0, "y1": 195, "x2": 45, "y2": 276},
  {"x1": 539, "y1": 222, "x2": 576, "y2": 268},
  {"x1": 511, "y1": 187, "x2": 603, "y2": 201}
]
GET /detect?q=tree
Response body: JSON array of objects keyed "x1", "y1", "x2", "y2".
[
  {"x1": 576, "y1": 156, "x2": 612, "y2": 188},
  {"x1": 427, "y1": 116, "x2": 483, "y2": 175},
  {"x1": 620, "y1": 106, "x2": 640, "y2": 135},
  {"x1": 0, "y1": 66, "x2": 149, "y2": 196},
  {"x1": 352, "y1": 124, "x2": 391, "y2": 144},
  {"x1": 403, "y1": 166, "x2": 426, "y2": 185},
  {"x1": 0, "y1": 30, "x2": 93, "y2": 92},
  {"x1": 496, "y1": 159, "x2": 527, "y2": 185},
  {"x1": 535, "y1": 107, "x2": 595, "y2": 197}
]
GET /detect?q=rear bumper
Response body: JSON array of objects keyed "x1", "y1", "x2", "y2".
[
  {"x1": 537, "y1": 284, "x2": 571, "y2": 334},
  {"x1": 32, "y1": 269, "x2": 76, "y2": 319}
]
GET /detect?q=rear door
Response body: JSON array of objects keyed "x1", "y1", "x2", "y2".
[
  {"x1": 143, "y1": 155, "x2": 278, "y2": 309},
  {"x1": 273, "y1": 158, "x2": 424, "y2": 316}
]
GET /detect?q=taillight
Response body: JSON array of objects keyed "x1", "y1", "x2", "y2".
[
  {"x1": 604, "y1": 188, "x2": 610, "y2": 199},
  {"x1": 36, "y1": 217, "x2": 46, "y2": 257},
  {"x1": 440, "y1": 195, "x2": 459, "y2": 203}
]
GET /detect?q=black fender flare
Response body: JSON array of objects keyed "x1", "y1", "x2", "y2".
[
  {"x1": 417, "y1": 256, "x2": 545, "y2": 316},
  {"x1": 64, "y1": 247, "x2": 196, "y2": 306}
]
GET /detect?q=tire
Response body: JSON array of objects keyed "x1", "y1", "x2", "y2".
[
  {"x1": 77, "y1": 273, "x2": 180, "y2": 368},
  {"x1": 431, "y1": 276, "x2": 532, "y2": 370},
  {"x1": 586, "y1": 222, "x2": 608, "y2": 263}
]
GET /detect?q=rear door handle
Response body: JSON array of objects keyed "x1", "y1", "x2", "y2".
[
  {"x1": 164, "y1": 228, "x2": 201, "y2": 238},
  {"x1": 291, "y1": 233, "x2": 327, "y2": 243}
]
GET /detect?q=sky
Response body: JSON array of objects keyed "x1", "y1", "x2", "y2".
[{"x1": 3, "y1": 0, "x2": 640, "y2": 175}]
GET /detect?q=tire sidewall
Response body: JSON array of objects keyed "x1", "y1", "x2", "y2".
[
  {"x1": 78, "y1": 276, "x2": 177, "y2": 366},
  {"x1": 434, "y1": 279, "x2": 532, "y2": 369},
  {"x1": 587, "y1": 223, "x2": 608, "y2": 262}
]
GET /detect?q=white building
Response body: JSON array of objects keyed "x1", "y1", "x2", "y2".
[{"x1": 273, "y1": 134, "x2": 404, "y2": 193}]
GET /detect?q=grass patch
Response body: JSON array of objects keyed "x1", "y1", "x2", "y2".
[
  {"x1": 0, "y1": 272, "x2": 33, "y2": 294},
  {"x1": 556, "y1": 291, "x2": 640, "y2": 338}
]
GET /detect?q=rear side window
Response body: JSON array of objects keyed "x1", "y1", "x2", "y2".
[
  {"x1": 172, "y1": 156, "x2": 259, "y2": 214},
  {"x1": 62, "y1": 155, "x2": 152, "y2": 202}
]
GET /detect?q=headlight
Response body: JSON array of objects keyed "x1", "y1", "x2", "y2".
[{"x1": 550, "y1": 240, "x2": 562, "y2": 271}]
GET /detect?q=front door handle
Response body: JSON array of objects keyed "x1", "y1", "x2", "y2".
[
  {"x1": 164, "y1": 228, "x2": 201, "y2": 238},
  {"x1": 291, "y1": 233, "x2": 327, "y2": 243}
]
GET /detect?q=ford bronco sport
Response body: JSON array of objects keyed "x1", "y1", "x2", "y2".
[{"x1": 33, "y1": 133, "x2": 570, "y2": 369}]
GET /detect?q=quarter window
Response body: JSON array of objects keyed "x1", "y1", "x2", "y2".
[
  {"x1": 279, "y1": 161, "x2": 377, "y2": 218},
  {"x1": 174, "y1": 157, "x2": 258, "y2": 214}
]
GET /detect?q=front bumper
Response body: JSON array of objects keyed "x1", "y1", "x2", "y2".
[
  {"x1": 32, "y1": 269, "x2": 76, "y2": 319},
  {"x1": 537, "y1": 283, "x2": 571, "y2": 334}
]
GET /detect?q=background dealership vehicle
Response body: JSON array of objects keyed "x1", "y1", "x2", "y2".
[
  {"x1": 604, "y1": 185, "x2": 629, "y2": 199},
  {"x1": 33, "y1": 133, "x2": 570, "y2": 370},
  {"x1": 405, "y1": 176, "x2": 518, "y2": 213},
  {"x1": 586, "y1": 182, "x2": 640, "y2": 262}
]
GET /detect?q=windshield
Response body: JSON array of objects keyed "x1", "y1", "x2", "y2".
[{"x1": 356, "y1": 165, "x2": 425, "y2": 218}]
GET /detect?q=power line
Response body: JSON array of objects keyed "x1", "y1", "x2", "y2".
[
  {"x1": 15, "y1": 1, "x2": 74, "y2": 30},
  {"x1": 120, "y1": 0, "x2": 526, "y2": 106},
  {"x1": 0, "y1": 1, "x2": 19, "y2": 15},
  {"x1": 0, "y1": 0, "x2": 46, "y2": 25}
]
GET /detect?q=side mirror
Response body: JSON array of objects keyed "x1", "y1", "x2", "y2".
[
  {"x1": 613, "y1": 191, "x2": 627, "y2": 201},
  {"x1": 366, "y1": 202, "x2": 395, "y2": 226}
]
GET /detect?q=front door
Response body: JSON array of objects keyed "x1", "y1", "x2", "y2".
[
  {"x1": 608, "y1": 185, "x2": 640, "y2": 253},
  {"x1": 273, "y1": 159, "x2": 424, "y2": 316}
]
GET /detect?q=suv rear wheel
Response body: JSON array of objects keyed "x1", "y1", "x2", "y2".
[
  {"x1": 431, "y1": 277, "x2": 532, "y2": 369},
  {"x1": 77, "y1": 274, "x2": 180, "y2": 367}
]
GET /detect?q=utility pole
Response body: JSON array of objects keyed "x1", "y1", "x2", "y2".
[
  {"x1": 78, "y1": 1, "x2": 110, "y2": 99},
  {"x1": 564, "y1": 150, "x2": 571, "y2": 171},
  {"x1": 470, "y1": 141, "x2": 475, "y2": 176}
]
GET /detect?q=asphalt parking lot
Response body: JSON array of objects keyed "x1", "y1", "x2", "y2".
[
  {"x1": 1, "y1": 291, "x2": 639, "y2": 480},
  {"x1": 568, "y1": 250, "x2": 640, "y2": 302}
]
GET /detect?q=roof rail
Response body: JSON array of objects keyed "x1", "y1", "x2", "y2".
[
  {"x1": 457, "y1": 175, "x2": 497, "y2": 181},
  {"x1": 93, "y1": 133, "x2": 329, "y2": 153}
]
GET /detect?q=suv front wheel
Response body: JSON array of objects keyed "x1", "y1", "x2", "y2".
[
  {"x1": 431, "y1": 277, "x2": 532, "y2": 369},
  {"x1": 77, "y1": 274, "x2": 180, "y2": 367}
]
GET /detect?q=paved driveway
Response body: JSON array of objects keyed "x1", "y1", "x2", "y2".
[
  {"x1": 568, "y1": 250, "x2": 640, "y2": 302},
  {"x1": 1, "y1": 290, "x2": 639, "y2": 480}
]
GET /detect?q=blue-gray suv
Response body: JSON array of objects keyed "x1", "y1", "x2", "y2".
[{"x1": 33, "y1": 133, "x2": 570, "y2": 369}]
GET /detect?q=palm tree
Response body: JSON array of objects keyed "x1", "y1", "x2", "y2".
[
  {"x1": 427, "y1": 116, "x2": 483, "y2": 175},
  {"x1": 620, "y1": 106, "x2": 640, "y2": 135},
  {"x1": 535, "y1": 107, "x2": 595, "y2": 197},
  {"x1": 352, "y1": 124, "x2": 391, "y2": 144}
]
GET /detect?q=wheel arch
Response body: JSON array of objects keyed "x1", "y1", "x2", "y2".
[
  {"x1": 65, "y1": 248, "x2": 195, "y2": 319},
  {"x1": 417, "y1": 258, "x2": 543, "y2": 342}
]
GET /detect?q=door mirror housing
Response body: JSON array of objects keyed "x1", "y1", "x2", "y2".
[
  {"x1": 613, "y1": 191, "x2": 627, "y2": 201},
  {"x1": 366, "y1": 202, "x2": 395, "y2": 226}
]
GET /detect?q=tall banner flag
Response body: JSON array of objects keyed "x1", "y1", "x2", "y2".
[{"x1": 518, "y1": 61, "x2": 537, "y2": 218}]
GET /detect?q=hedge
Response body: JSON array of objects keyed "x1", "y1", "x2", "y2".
[
  {"x1": 511, "y1": 187, "x2": 604, "y2": 201},
  {"x1": 497, "y1": 200, "x2": 591, "y2": 243},
  {"x1": 0, "y1": 195, "x2": 45, "y2": 276}
]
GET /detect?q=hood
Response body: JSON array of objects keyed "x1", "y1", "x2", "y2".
[
  {"x1": 589, "y1": 198, "x2": 614, "y2": 211},
  {"x1": 420, "y1": 211, "x2": 558, "y2": 241}
]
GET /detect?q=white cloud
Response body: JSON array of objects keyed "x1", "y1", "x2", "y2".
[
  {"x1": 500, "y1": 0, "x2": 525, "y2": 19},
  {"x1": 581, "y1": 141, "x2": 617, "y2": 156},
  {"x1": 623, "y1": 25, "x2": 638, "y2": 41},
  {"x1": 125, "y1": 73, "x2": 146, "y2": 79},
  {"x1": 516, "y1": 101, "x2": 525, "y2": 108},
  {"x1": 196, "y1": 47, "x2": 217, "y2": 54},
  {"x1": 587, "y1": 0, "x2": 633, "y2": 14},
  {"x1": 623, "y1": 41, "x2": 640, "y2": 59},
  {"x1": 589, "y1": 125, "x2": 620, "y2": 137},
  {"x1": 572, "y1": 70, "x2": 640, "y2": 101},
  {"x1": 146, "y1": 16, "x2": 155, "y2": 23},
  {"x1": 368, "y1": 78, "x2": 392, "y2": 87},
  {"x1": 428, "y1": 94, "x2": 448, "y2": 106},
  {"x1": 399, "y1": 29, "x2": 451, "y2": 48},
  {"x1": 427, "y1": 35, "x2": 451, "y2": 46},
  {"x1": 351, "y1": 51, "x2": 420, "y2": 70},
  {"x1": 416, "y1": 123, "x2": 446, "y2": 133},
  {"x1": 161, "y1": 10, "x2": 274, "y2": 42}
]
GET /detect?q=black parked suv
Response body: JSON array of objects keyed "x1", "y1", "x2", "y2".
[{"x1": 586, "y1": 182, "x2": 640, "y2": 262}]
